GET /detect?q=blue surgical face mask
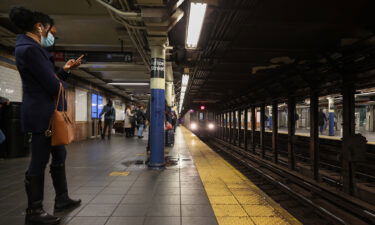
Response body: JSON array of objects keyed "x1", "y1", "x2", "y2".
[{"x1": 41, "y1": 32, "x2": 55, "y2": 47}]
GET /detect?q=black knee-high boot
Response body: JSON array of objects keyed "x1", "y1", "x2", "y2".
[
  {"x1": 25, "y1": 173, "x2": 61, "y2": 225},
  {"x1": 50, "y1": 164, "x2": 81, "y2": 212}
]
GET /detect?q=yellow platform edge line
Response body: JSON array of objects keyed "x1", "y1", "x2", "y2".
[
  {"x1": 181, "y1": 127, "x2": 302, "y2": 225},
  {"x1": 221, "y1": 159, "x2": 301, "y2": 225}
]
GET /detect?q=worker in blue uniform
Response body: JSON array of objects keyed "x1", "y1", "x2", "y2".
[{"x1": 10, "y1": 7, "x2": 82, "y2": 225}]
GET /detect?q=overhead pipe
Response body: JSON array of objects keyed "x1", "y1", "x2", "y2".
[
  {"x1": 107, "y1": 10, "x2": 146, "y2": 30},
  {"x1": 120, "y1": 0, "x2": 149, "y2": 53},
  {"x1": 119, "y1": 0, "x2": 151, "y2": 69},
  {"x1": 94, "y1": 0, "x2": 142, "y2": 20},
  {"x1": 106, "y1": 7, "x2": 150, "y2": 69}
]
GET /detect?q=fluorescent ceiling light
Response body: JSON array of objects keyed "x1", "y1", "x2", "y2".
[
  {"x1": 179, "y1": 74, "x2": 190, "y2": 113},
  {"x1": 186, "y1": 3, "x2": 207, "y2": 48},
  {"x1": 108, "y1": 83, "x2": 149, "y2": 86},
  {"x1": 182, "y1": 74, "x2": 189, "y2": 86}
]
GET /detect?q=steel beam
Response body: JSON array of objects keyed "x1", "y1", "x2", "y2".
[
  {"x1": 226, "y1": 113, "x2": 229, "y2": 142},
  {"x1": 244, "y1": 108, "x2": 248, "y2": 151},
  {"x1": 342, "y1": 83, "x2": 355, "y2": 194},
  {"x1": 228, "y1": 112, "x2": 232, "y2": 143},
  {"x1": 251, "y1": 107, "x2": 256, "y2": 154},
  {"x1": 221, "y1": 113, "x2": 224, "y2": 139},
  {"x1": 223, "y1": 113, "x2": 225, "y2": 140},
  {"x1": 229, "y1": 112, "x2": 232, "y2": 144},
  {"x1": 260, "y1": 105, "x2": 266, "y2": 158},
  {"x1": 287, "y1": 97, "x2": 296, "y2": 170},
  {"x1": 238, "y1": 110, "x2": 241, "y2": 147},
  {"x1": 272, "y1": 101, "x2": 278, "y2": 163},
  {"x1": 310, "y1": 89, "x2": 320, "y2": 181}
]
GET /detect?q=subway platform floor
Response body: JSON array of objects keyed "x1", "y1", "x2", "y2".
[
  {"x1": 0, "y1": 127, "x2": 299, "y2": 225},
  {"x1": 0, "y1": 129, "x2": 217, "y2": 225}
]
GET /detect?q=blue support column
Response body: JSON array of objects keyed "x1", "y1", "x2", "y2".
[
  {"x1": 149, "y1": 45, "x2": 166, "y2": 169},
  {"x1": 328, "y1": 97, "x2": 335, "y2": 136},
  {"x1": 328, "y1": 112, "x2": 335, "y2": 136}
]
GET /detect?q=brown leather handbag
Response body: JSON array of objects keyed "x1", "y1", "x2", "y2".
[{"x1": 45, "y1": 83, "x2": 75, "y2": 146}]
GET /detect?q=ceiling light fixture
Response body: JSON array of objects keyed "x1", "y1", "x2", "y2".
[
  {"x1": 179, "y1": 74, "x2": 189, "y2": 113},
  {"x1": 108, "y1": 82, "x2": 149, "y2": 86},
  {"x1": 186, "y1": 2, "x2": 207, "y2": 48},
  {"x1": 182, "y1": 74, "x2": 189, "y2": 86}
]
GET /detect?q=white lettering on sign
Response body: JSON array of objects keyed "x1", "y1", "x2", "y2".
[{"x1": 151, "y1": 65, "x2": 165, "y2": 72}]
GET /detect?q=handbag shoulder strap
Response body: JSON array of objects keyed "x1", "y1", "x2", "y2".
[
  {"x1": 45, "y1": 82, "x2": 63, "y2": 136},
  {"x1": 55, "y1": 83, "x2": 63, "y2": 110}
]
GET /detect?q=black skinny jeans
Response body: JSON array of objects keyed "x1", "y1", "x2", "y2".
[
  {"x1": 102, "y1": 119, "x2": 114, "y2": 139},
  {"x1": 28, "y1": 133, "x2": 67, "y2": 176}
]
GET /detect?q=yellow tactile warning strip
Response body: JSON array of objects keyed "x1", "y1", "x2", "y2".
[
  {"x1": 181, "y1": 127, "x2": 302, "y2": 225},
  {"x1": 109, "y1": 171, "x2": 130, "y2": 176}
]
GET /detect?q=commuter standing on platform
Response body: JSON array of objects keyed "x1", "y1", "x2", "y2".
[
  {"x1": 145, "y1": 99, "x2": 151, "y2": 154},
  {"x1": 99, "y1": 100, "x2": 116, "y2": 140},
  {"x1": 130, "y1": 106, "x2": 137, "y2": 137},
  {"x1": 136, "y1": 106, "x2": 146, "y2": 139},
  {"x1": 171, "y1": 110, "x2": 177, "y2": 132},
  {"x1": 10, "y1": 7, "x2": 82, "y2": 225},
  {"x1": 124, "y1": 105, "x2": 134, "y2": 137},
  {"x1": 0, "y1": 96, "x2": 10, "y2": 144},
  {"x1": 319, "y1": 109, "x2": 327, "y2": 134}
]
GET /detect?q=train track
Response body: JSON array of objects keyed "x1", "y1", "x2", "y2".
[{"x1": 205, "y1": 138, "x2": 375, "y2": 225}]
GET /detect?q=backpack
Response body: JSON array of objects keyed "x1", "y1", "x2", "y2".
[
  {"x1": 136, "y1": 111, "x2": 145, "y2": 124},
  {"x1": 105, "y1": 107, "x2": 114, "y2": 118}
]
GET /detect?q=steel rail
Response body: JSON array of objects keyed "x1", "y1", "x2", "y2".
[
  {"x1": 211, "y1": 140, "x2": 349, "y2": 225},
  {"x1": 211, "y1": 137, "x2": 375, "y2": 224}
]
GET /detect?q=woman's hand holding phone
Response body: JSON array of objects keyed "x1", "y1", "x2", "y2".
[{"x1": 63, "y1": 54, "x2": 84, "y2": 72}]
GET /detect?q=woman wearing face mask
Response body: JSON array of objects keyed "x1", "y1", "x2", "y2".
[{"x1": 9, "y1": 7, "x2": 81, "y2": 225}]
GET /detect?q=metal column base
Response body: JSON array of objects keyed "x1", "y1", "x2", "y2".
[{"x1": 148, "y1": 162, "x2": 165, "y2": 169}]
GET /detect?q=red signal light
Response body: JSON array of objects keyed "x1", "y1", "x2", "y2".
[{"x1": 200, "y1": 105, "x2": 205, "y2": 110}]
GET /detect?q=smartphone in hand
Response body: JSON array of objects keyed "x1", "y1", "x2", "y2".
[{"x1": 74, "y1": 54, "x2": 85, "y2": 66}]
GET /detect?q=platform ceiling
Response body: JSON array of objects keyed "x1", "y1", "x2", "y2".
[
  {"x1": 1, "y1": 0, "x2": 375, "y2": 109},
  {"x1": 0, "y1": 0, "x2": 150, "y2": 103},
  {"x1": 169, "y1": 0, "x2": 375, "y2": 112}
]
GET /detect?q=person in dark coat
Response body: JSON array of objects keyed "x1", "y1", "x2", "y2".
[
  {"x1": 135, "y1": 106, "x2": 146, "y2": 138},
  {"x1": 0, "y1": 96, "x2": 10, "y2": 144},
  {"x1": 99, "y1": 100, "x2": 116, "y2": 140},
  {"x1": 130, "y1": 106, "x2": 137, "y2": 137},
  {"x1": 10, "y1": 7, "x2": 82, "y2": 225},
  {"x1": 145, "y1": 99, "x2": 151, "y2": 153},
  {"x1": 318, "y1": 109, "x2": 327, "y2": 134}
]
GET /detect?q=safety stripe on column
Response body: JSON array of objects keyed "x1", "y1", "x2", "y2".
[{"x1": 151, "y1": 77, "x2": 165, "y2": 90}]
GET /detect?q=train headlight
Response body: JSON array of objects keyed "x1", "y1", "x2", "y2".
[
  {"x1": 190, "y1": 122, "x2": 198, "y2": 130},
  {"x1": 208, "y1": 123, "x2": 215, "y2": 130}
]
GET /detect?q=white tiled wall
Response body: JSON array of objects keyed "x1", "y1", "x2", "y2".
[
  {"x1": 115, "y1": 102, "x2": 125, "y2": 121},
  {"x1": 75, "y1": 88, "x2": 88, "y2": 121},
  {"x1": 0, "y1": 65, "x2": 22, "y2": 102}
]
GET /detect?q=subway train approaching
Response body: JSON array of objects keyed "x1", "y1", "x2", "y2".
[{"x1": 182, "y1": 105, "x2": 216, "y2": 139}]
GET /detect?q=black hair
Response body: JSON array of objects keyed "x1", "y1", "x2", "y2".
[
  {"x1": 9, "y1": 7, "x2": 54, "y2": 33},
  {"x1": 107, "y1": 100, "x2": 113, "y2": 107}
]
